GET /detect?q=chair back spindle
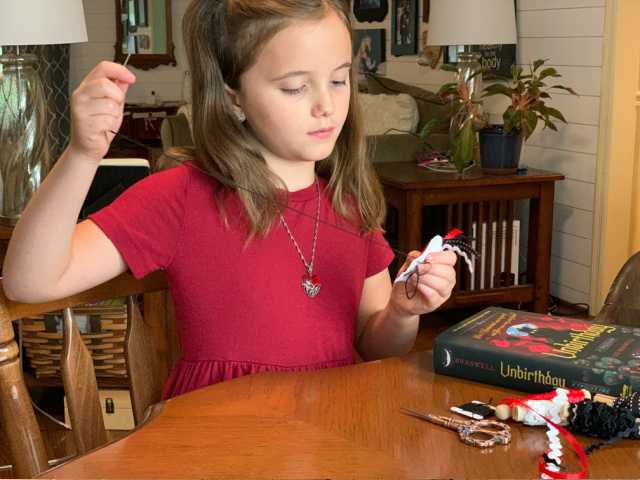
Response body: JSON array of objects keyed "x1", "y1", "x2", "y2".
[
  {"x1": 61, "y1": 307, "x2": 108, "y2": 454},
  {"x1": 0, "y1": 320, "x2": 49, "y2": 478},
  {"x1": 124, "y1": 295, "x2": 164, "y2": 424}
]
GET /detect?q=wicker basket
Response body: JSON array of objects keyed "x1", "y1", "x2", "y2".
[{"x1": 20, "y1": 303, "x2": 129, "y2": 378}]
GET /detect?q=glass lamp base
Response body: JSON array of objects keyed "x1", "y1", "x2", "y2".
[
  {"x1": 0, "y1": 53, "x2": 51, "y2": 225},
  {"x1": 0, "y1": 214, "x2": 20, "y2": 227}
]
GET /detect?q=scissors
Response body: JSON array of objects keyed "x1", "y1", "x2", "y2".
[{"x1": 401, "y1": 407, "x2": 511, "y2": 448}]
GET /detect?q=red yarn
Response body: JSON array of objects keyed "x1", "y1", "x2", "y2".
[
  {"x1": 500, "y1": 389, "x2": 588, "y2": 408},
  {"x1": 509, "y1": 398, "x2": 589, "y2": 479},
  {"x1": 443, "y1": 228, "x2": 462, "y2": 240}
]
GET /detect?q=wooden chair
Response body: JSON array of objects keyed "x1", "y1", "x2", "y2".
[
  {"x1": 594, "y1": 251, "x2": 640, "y2": 327},
  {"x1": 0, "y1": 270, "x2": 169, "y2": 478}
]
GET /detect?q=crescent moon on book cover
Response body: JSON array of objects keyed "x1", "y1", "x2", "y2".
[{"x1": 442, "y1": 349, "x2": 452, "y2": 367}]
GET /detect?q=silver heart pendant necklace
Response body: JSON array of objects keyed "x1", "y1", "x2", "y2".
[{"x1": 279, "y1": 176, "x2": 321, "y2": 298}]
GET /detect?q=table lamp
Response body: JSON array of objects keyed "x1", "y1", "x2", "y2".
[
  {"x1": 426, "y1": 0, "x2": 517, "y2": 102},
  {"x1": 0, "y1": 0, "x2": 87, "y2": 226}
]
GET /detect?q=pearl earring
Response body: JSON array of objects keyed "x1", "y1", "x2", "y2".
[{"x1": 237, "y1": 113, "x2": 245, "y2": 122}]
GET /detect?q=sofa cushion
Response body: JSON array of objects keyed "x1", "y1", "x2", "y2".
[
  {"x1": 365, "y1": 73, "x2": 450, "y2": 134},
  {"x1": 160, "y1": 113, "x2": 193, "y2": 148},
  {"x1": 359, "y1": 93, "x2": 419, "y2": 136}
]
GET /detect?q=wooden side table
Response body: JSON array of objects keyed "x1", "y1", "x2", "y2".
[{"x1": 373, "y1": 163, "x2": 564, "y2": 314}]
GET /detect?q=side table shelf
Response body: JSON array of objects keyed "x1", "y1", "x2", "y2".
[{"x1": 373, "y1": 163, "x2": 564, "y2": 314}]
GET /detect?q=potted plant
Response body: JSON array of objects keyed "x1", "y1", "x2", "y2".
[
  {"x1": 479, "y1": 59, "x2": 579, "y2": 174},
  {"x1": 419, "y1": 64, "x2": 490, "y2": 173}
]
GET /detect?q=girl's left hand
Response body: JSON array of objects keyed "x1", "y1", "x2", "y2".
[{"x1": 391, "y1": 250, "x2": 457, "y2": 316}]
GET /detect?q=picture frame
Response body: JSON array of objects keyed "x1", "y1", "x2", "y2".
[
  {"x1": 391, "y1": 0, "x2": 417, "y2": 56},
  {"x1": 443, "y1": 44, "x2": 517, "y2": 78},
  {"x1": 422, "y1": 0, "x2": 430, "y2": 23},
  {"x1": 353, "y1": 0, "x2": 388, "y2": 23},
  {"x1": 353, "y1": 29, "x2": 386, "y2": 74}
]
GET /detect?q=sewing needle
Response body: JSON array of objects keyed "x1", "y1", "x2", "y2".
[{"x1": 114, "y1": 53, "x2": 132, "y2": 85}]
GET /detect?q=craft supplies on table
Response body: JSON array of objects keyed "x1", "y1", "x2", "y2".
[{"x1": 400, "y1": 407, "x2": 511, "y2": 448}]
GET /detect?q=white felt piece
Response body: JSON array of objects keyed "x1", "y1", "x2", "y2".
[{"x1": 395, "y1": 236, "x2": 443, "y2": 283}]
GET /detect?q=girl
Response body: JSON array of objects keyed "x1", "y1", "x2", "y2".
[{"x1": 3, "y1": 0, "x2": 456, "y2": 399}]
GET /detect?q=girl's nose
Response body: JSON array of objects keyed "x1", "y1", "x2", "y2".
[{"x1": 312, "y1": 89, "x2": 335, "y2": 117}]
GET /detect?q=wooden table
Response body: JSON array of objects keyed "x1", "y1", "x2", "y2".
[
  {"x1": 44, "y1": 351, "x2": 637, "y2": 479},
  {"x1": 373, "y1": 163, "x2": 564, "y2": 313}
]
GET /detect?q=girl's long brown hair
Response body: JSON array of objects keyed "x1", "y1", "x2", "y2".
[{"x1": 181, "y1": 0, "x2": 386, "y2": 238}]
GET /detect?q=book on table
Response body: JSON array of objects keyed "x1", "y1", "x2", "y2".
[{"x1": 433, "y1": 306, "x2": 640, "y2": 397}]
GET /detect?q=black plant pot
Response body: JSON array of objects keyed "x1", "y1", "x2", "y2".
[{"x1": 479, "y1": 125, "x2": 524, "y2": 175}]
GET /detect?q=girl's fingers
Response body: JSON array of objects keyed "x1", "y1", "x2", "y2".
[
  {"x1": 84, "y1": 61, "x2": 136, "y2": 93},
  {"x1": 82, "y1": 115, "x2": 123, "y2": 136},
  {"x1": 413, "y1": 262, "x2": 456, "y2": 297},
  {"x1": 416, "y1": 272, "x2": 453, "y2": 299},
  {"x1": 75, "y1": 78, "x2": 127, "y2": 107},
  {"x1": 74, "y1": 98, "x2": 122, "y2": 120},
  {"x1": 425, "y1": 250, "x2": 458, "y2": 266},
  {"x1": 395, "y1": 250, "x2": 423, "y2": 280}
]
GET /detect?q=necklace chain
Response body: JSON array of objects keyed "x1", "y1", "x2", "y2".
[{"x1": 279, "y1": 176, "x2": 320, "y2": 276}]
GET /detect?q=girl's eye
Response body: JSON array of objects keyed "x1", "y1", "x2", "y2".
[
  {"x1": 332, "y1": 80, "x2": 347, "y2": 87},
  {"x1": 282, "y1": 87, "x2": 304, "y2": 95}
]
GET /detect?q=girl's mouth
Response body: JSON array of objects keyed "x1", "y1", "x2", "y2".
[{"x1": 308, "y1": 127, "x2": 334, "y2": 139}]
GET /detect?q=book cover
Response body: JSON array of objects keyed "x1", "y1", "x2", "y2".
[{"x1": 433, "y1": 306, "x2": 640, "y2": 397}]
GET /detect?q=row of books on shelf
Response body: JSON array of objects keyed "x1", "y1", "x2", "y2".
[{"x1": 433, "y1": 306, "x2": 640, "y2": 398}]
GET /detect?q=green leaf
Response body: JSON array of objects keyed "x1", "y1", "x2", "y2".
[
  {"x1": 503, "y1": 108, "x2": 521, "y2": 133},
  {"x1": 419, "y1": 115, "x2": 446, "y2": 142},
  {"x1": 545, "y1": 120, "x2": 558, "y2": 132},
  {"x1": 437, "y1": 82, "x2": 457, "y2": 96},
  {"x1": 545, "y1": 107, "x2": 567, "y2": 123},
  {"x1": 524, "y1": 110, "x2": 538, "y2": 132},
  {"x1": 549, "y1": 85, "x2": 579, "y2": 96},
  {"x1": 513, "y1": 66, "x2": 524, "y2": 80},
  {"x1": 452, "y1": 122, "x2": 475, "y2": 173},
  {"x1": 441, "y1": 64, "x2": 458, "y2": 72},
  {"x1": 533, "y1": 59, "x2": 546, "y2": 72},
  {"x1": 530, "y1": 100, "x2": 545, "y2": 111},
  {"x1": 539, "y1": 67, "x2": 561, "y2": 79},
  {"x1": 451, "y1": 101, "x2": 463, "y2": 115},
  {"x1": 482, "y1": 84, "x2": 513, "y2": 97}
]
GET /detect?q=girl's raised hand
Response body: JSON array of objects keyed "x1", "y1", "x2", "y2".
[
  {"x1": 391, "y1": 250, "x2": 457, "y2": 316},
  {"x1": 69, "y1": 62, "x2": 136, "y2": 163}
]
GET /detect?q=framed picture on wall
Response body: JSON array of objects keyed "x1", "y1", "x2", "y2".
[
  {"x1": 353, "y1": 0, "x2": 388, "y2": 23},
  {"x1": 353, "y1": 29, "x2": 386, "y2": 74},
  {"x1": 443, "y1": 45, "x2": 516, "y2": 78},
  {"x1": 422, "y1": 0, "x2": 430, "y2": 23},
  {"x1": 391, "y1": 0, "x2": 417, "y2": 56}
]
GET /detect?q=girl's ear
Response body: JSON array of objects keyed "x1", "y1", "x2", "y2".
[{"x1": 224, "y1": 84, "x2": 245, "y2": 118}]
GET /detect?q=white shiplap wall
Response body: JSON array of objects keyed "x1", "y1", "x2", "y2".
[
  {"x1": 70, "y1": 0, "x2": 603, "y2": 307},
  {"x1": 70, "y1": 0, "x2": 190, "y2": 104},
  {"x1": 354, "y1": 0, "x2": 605, "y2": 307},
  {"x1": 514, "y1": 1, "x2": 604, "y2": 307}
]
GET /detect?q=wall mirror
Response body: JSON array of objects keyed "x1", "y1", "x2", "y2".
[{"x1": 115, "y1": 0, "x2": 176, "y2": 70}]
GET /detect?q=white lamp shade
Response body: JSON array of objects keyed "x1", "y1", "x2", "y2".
[
  {"x1": 427, "y1": 0, "x2": 517, "y2": 46},
  {"x1": 0, "y1": 0, "x2": 87, "y2": 46}
]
